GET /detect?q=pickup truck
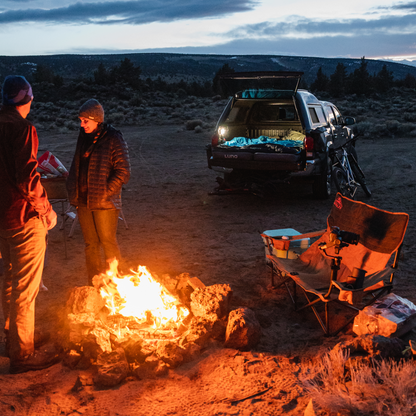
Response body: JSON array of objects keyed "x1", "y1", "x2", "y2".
[{"x1": 206, "y1": 71, "x2": 356, "y2": 198}]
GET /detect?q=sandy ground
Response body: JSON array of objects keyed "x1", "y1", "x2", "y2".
[{"x1": 0, "y1": 123, "x2": 415, "y2": 415}]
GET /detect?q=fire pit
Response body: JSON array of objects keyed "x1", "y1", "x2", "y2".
[{"x1": 63, "y1": 261, "x2": 235, "y2": 386}]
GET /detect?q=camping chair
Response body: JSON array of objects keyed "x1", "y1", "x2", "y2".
[{"x1": 261, "y1": 193, "x2": 409, "y2": 336}]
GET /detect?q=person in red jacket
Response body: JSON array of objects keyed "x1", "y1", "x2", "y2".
[
  {"x1": 66, "y1": 99, "x2": 130, "y2": 285},
  {"x1": 0, "y1": 75, "x2": 59, "y2": 374}
]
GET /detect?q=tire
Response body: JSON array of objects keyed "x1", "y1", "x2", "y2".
[
  {"x1": 349, "y1": 156, "x2": 372, "y2": 197},
  {"x1": 333, "y1": 167, "x2": 355, "y2": 199},
  {"x1": 312, "y1": 166, "x2": 332, "y2": 199}
]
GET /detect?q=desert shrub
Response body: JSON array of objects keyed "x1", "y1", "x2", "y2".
[
  {"x1": 386, "y1": 120, "x2": 401, "y2": 135},
  {"x1": 46, "y1": 123, "x2": 57, "y2": 130},
  {"x1": 55, "y1": 118, "x2": 65, "y2": 127},
  {"x1": 42, "y1": 102, "x2": 58, "y2": 111},
  {"x1": 185, "y1": 119, "x2": 203, "y2": 130},
  {"x1": 404, "y1": 112, "x2": 416, "y2": 122},
  {"x1": 355, "y1": 121, "x2": 372, "y2": 136},
  {"x1": 61, "y1": 101, "x2": 78, "y2": 110},
  {"x1": 107, "y1": 112, "x2": 125, "y2": 124},
  {"x1": 128, "y1": 95, "x2": 143, "y2": 107},
  {"x1": 175, "y1": 88, "x2": 187, "y2": 99},
  {"x1": 58, "y1": 126, "x2": 72, "y2": 134},
  {"x1": 64, "y1": 121, "x2": 78, "y2": 130},
  {"x1": 37, "y1": 114, "x2": 53, "y2": 122},
  {"x1": 398, "y1": 123, "x2": 416, "y2": 135},
  {"x1": 137, "y1": 107, "x2": 149, "y2": 115},
  {"x1": 301, "y1": 349, "x2": 416, "y2": 415},
  {"x1": 113, "y1": 105, "x2": 127, "y2": 113},
  {"x1": 73, "y1": 82, "x2": 90, "y2": 92}
]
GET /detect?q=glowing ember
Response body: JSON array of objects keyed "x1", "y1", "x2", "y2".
[{"x1": 98, "y1": 261, "x2": 189, "y2": 329}]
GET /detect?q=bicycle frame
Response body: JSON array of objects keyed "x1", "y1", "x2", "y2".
[{"x1": 331, "y1": 143, "x2": 359, "y2": 198}]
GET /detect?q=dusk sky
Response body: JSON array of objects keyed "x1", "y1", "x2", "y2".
[{"x1": 1, "y1": 0, "x2": 416, "y2": 65}]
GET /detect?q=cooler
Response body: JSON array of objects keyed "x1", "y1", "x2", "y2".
[{"x1": 262, "y1": 228, "x2": 310, "y2": 262}]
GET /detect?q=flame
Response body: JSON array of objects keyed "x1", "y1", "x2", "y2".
[{"x1": 98, "y1": 261, "x2": 189, "y2": 329}]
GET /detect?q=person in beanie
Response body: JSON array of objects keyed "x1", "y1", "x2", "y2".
[
  {"x1": 66, "y1": 99, "x2": 130, "y2": 284},
  {"x1": 0, "y1": 75, "x2": 59, "y2": 374}
]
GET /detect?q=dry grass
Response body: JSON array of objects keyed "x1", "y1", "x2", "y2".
[{"x1": 301, "y1": 349, "x2": 416, "y2": 415}]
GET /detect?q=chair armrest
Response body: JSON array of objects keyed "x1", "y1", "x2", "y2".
[
  {"x1": 288, "y1": 229, "x2": 326, "y2": 240},
  {"x1": 261, "y1": 229, "x2": 326, "y2": 242}
]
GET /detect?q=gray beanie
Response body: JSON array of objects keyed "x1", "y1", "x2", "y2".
[
  {"x1": 79, "y1": 99, "x2": 104, "y2": 123},
  {"x1": 2, "y1": 75, "x2": 33, "y2": 106}
]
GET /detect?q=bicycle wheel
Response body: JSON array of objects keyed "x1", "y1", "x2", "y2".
[
  {"x1": 348, "y1": 156, "x2": 372, "y2": 197},
  {"x1": 333, "y1": 167, "x2": 355, "y2": 199}
]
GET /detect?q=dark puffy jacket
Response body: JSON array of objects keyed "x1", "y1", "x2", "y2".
[
  {"x1": 0, "y1": 105, "x2": 52, "y2": 230},
  {"x1": 66, "y1": 124, "x2": 130, "y2": 210}
]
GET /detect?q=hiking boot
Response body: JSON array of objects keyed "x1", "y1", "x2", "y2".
[
  {"x1": 34, "y1": 330, "x2": 51, "y2": 348},
  {"x1": 9, "y1": 346, "x2": 60, "y2": 374},
  {"x1": 4, "y1": 330, "x2": 50, "y2": 358}
]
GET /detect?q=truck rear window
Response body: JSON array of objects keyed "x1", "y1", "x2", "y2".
[{"x1": 249, "y1": 104, "x2": 297, "y2": 123}]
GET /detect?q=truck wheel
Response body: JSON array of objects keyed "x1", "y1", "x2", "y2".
[{"x1": 313, "y1": 168, "x2": 332, "y2": 199}]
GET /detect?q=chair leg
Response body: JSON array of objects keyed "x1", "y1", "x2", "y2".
[
  {"x1": 68, "y1": 212, "x2": 78, "y2": 238},
  {"x1": 119, "y1": 208, "x2": 128, "y2": 230}
]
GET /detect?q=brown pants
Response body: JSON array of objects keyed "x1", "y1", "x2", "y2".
[{"x1": 0, "y1": 217, "x2": 47, "y2": 360}]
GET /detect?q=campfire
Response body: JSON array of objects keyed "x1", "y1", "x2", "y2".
[
  {"x1": 94, "y1": 261, "x2": 190, "y2": 340},
  {"x1": 63, "y1": 261, "x2": 258, "y2": 387}
]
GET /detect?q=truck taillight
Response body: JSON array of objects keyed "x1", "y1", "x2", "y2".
[
  {"x1": 304, "y1": 135, "x2": 314, "y2": 150},
  {"x1": 211, "y1": 133, "x2": 219, "y2": 147},
  {"x1": 304, "y1": 135, "x2": 314, "y2": 157}
]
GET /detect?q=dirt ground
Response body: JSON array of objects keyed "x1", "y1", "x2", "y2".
[{"x1": 0, "y1": 123, "x2": 415, "y2": 416}]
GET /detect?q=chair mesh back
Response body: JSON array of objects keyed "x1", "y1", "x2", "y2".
[
  {"x1": 298, "y1": 193, "x2": 409, "y2": 280},
  {"x1": 327, "y1": 194, "x2": 409, "y2": 254}
]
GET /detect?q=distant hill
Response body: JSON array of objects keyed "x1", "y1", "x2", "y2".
[{"x1": 1, "y1": 53, "x2": 416, "y2": 86}]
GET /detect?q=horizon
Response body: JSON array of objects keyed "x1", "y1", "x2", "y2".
[{"x1": 1, "y1": 51, "x2": 415, "y2": 71}]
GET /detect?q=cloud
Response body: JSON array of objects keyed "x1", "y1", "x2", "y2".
[
  {"x1": 225, "y1": 12, "x2": 416, "y2": 41},
  {"x1": 0, "y1": 0, "x2": 256, "y2": 25},
  {"x1": 390, "y1": 1, "x2": 416, "y2": 11}
]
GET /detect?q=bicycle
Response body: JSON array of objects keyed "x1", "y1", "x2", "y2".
[{"x1": 329, "y1": 136, "x2": 372, "y2": 199}]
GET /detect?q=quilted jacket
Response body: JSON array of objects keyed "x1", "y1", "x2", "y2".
[
  {"x1": 66, "y1": 124, "x2": 130, "y2": 210},
  {"x1": 0, "y1": 105, "x2": 52, "y2": 230}
]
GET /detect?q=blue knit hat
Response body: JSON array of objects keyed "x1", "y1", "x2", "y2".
[{"x1": 1, "y1": 75, "x2": 33, "y2": 106}]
